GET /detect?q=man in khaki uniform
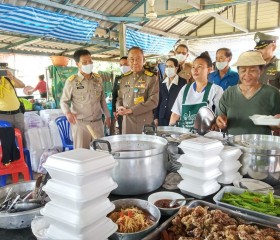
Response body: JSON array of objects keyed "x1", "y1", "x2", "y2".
[
  {"x1": 116, "y1": 46, "x2": 159, "y2": 134},
  {"x1": 175, "y1": 44, "x2": 193, "y2": 83},
  {"x1": 60, "y1": 49, "x2": 111, "y2": 149},
  {"x1": 254, "y1": 32, "x2": 280, "y2": 89}
]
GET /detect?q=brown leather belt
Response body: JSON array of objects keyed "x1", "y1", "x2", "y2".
[{"x1": 78, "y1": 118, "x2": 102, "y2": 123}]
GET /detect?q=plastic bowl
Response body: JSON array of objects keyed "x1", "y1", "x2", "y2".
[
  {"x1": 50, "y1": 56, "x2": 69, "y2": 67},
  {"x1": 109, "y1": 199, "x2": 160, "y2": 240},
  {"x1": 147, "y1": 191, "x2": 186, "y2": 215}
]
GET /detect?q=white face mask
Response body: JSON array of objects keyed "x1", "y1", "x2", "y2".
[
  {"x1": 175, "y1": 54, "x2": 187, "y2": 63},
  {"x1": 165, "y1": 68, "x2": 176, "y2": 78},
  {"x1": 120, "y1": 66, "x2": 131, "y2": 74},
  {"x1": 81, "y1": 64, "x2": 93, "y2": 74},
  {"x1": 216, "y1": 61, "x2": 228, "y2": 70}
]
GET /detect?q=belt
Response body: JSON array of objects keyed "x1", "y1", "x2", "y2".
[
  {"x1": 0, "y1": 109, "x2": 21, "y2": 115},
  {"x1": 78, "y1": 118, "x2": 102, "y2": 123}
]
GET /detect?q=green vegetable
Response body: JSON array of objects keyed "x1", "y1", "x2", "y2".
[{"x1": 220, "y1": 191, "x2": 279, "y2": 217}]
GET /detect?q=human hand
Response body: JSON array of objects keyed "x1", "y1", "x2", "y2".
[
  {"x1": 210, "y1": 123, "x2": 219, "y2": 131},
  {"x1": 154, "y1": 119, "x2": 158, "y2": 127},
  {"x1": 113, "y1": 112, "x2": 118, "y2": 120},
  {"x1": 105, "y1": 117, "x2": 111, "y2": 128},
  {"x1": 6, "y1": 70, "x2": 13, "y2": 79},
  {"x1": 66, "y1": 112, "x2": 77, "y2": 124},
  {"x1": 117, "y1": 106, "x2": 126, "y2": 116},
  {"x1": 216, "y1": 115, "x2": 228, "y2": 130}
]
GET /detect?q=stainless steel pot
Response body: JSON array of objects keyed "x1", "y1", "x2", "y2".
[
  {"x1": 91, "y1": 134, "x2": 168, "y2": 195},
  {"x1": 229, "y1": 134, "x2": 280, "y2": 186},
  {"x1": 0, "y1": 181, "x2": 42, "y2": 229}
]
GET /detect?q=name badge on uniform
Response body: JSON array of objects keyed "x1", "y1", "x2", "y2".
[
  {"x1": 134, "y1": 96, "x2": 144, "y2": 105},
  {"x1": 77, "y1": 86, "x2": 84, "y2": 89}
]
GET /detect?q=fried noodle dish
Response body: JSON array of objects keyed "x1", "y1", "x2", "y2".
[
  {"x1": 108, "y1": 206, "x2": 155, "y2": 233},
  {"x1": 165, "y1": 206, "x2": 280, "y2": 240}
]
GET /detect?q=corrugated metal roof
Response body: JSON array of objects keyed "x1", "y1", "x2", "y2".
[{"x1": 0, "y1": 0, "x2": 278, "y2": 60}]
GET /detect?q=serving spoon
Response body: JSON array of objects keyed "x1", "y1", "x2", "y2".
[{"x1": 169, "y1": 198, "x2": 194, "y2": 208}]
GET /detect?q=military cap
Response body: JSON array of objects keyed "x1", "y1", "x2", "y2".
[{"x1": 254, "y1": 32, "x2": 278, "y2": 49}]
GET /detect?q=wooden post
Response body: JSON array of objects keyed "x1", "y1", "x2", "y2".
[{"x1": 119, "y1": 23, "x2": 126, "y2": 58}]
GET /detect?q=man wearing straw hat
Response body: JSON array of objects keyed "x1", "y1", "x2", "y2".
[{"x1": 254, "y1": 32, "x2": 280, "y2": 89}]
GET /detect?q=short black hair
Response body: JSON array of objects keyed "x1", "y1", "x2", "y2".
[
  {"x1": 38, "y1": 74, "x2": 44, "y2": 80},
  {"x1": 127, "y1": 46, "x2": 144, "y2": 56},
  {"x1": 195, "y1": 51, "x2": 212, "y2": 68},
  {"x1": 166, "y1": 58, "x2": 179, "y2": 68},
  {"x1": 73, "y1": 49, "x2": 91, "y2": 63},
  {"x1": 120, "y1": 56, "x2": 128, "y2": 60},
  {"x1": 216, "y1": 48, "x2": 232, "y2": 58},
  {"x1": 175, "y1": 44, "x2": 189, "y2": 52}
]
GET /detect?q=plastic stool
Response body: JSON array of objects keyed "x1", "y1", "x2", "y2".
[{"x1": 0, "y1": 128, "x2": 31, "y2": 185}]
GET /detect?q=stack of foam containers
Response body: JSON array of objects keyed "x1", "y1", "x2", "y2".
[
  {"x1": 177, "y1": 137, "x2": 224, "y2": 199},
  {"x1": 217, "y1": 145, "x2": 243, "y2": 184},
  {"x1": 41, "y1": 148, "x2": 118, "y2": 240}
]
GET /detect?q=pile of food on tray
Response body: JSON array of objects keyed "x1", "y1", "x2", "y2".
[
  {"x1": 220, "y1": 190, "x2": 280, "y2": 217},
  {"x1": 160, "y1": 205, "x2": 280, "y2": 240}
]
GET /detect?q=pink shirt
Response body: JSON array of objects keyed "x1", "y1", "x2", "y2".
[{"x1": 33, "y1": 80, "x2": 47, "y2": 93}]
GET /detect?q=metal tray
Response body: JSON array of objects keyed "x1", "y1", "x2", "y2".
[
  {"x1": 213, "y1": 186, "x2": 280, "y2": 224},
  {"x1": 143, "y1": 200, "x2": 279, "y2": 240}
]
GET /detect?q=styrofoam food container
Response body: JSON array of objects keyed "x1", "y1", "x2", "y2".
[
  {"x1": 179, "y1": 137, "x2": 223, "y2": 149},
  {"x1": 41, "y1": 199, "x2": 114, "y2": 231},
  {"x1": 178, "y1": 179, "x2": 221, "y2": 199},
  {"x1": 31, "y1": 216, "x2": 51, "y2": 240},
  {"x1": 147, "y1": 191, "x2": 186, "y2": 216},
  {"x1": 218, "y1": 172, "x2": 242, "y2": 185},
  {"x1": 179, "y1": 145, "x2": 224, "y2": 158},
  {"x1": 46, "y1": 217, "x2": 117, "y2": 240},
  {"x1": 43, "y1": 148, "x2": 117, "y2": 185},
  {"x1": 219, "y1": 160, "x2": 242, "y2": 172},
  {"x1": 178, "y1": 167, "x2": 221, "y2": 181},
  {"x1": 43, "y1": 179, "x2": 117, "y2": 209},
  {"x1": 219, "y1": 146, "x2": 242, "y2": 162},
  {"x1": 178, "y1": 155, "x2": 222, "y2": 172}
]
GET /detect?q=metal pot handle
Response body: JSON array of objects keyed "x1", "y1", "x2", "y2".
[
  {"x1": 142, "y1": 124, "x2": 157, "y2": 135},
  {"x1": 91, "y1": 139, "x2": 112, "y2": 153}
]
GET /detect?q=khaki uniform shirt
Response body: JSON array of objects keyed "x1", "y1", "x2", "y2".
[
  {"x1": 60, "y1": 72, "x2": 110, "y2": 120},
  {"x1": 260, "y1": 56, "x2": 280, "y2": 89},
  {"x1": 178, "y1": 62, "x2": 194, "y2": 84},
  {"x1": 116, "y1": 70, "x2": 159, "y2": 134}
]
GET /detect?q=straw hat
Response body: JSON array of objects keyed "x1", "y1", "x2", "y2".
[{"x1": 232, "y1": 51, "x2": 266, "y2": 67}]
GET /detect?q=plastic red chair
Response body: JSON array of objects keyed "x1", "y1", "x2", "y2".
[{"x1": 0, "y1": 128, "x2": 31, "y2": 183}]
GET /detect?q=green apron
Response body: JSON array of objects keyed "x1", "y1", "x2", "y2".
[{"x1": 179, "y1": 82, "x2": 212, "y2": 129}]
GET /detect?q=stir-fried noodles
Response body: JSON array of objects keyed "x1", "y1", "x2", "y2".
[{"x1": 108, "y1": 206, "x2": 155, "y2": 233}]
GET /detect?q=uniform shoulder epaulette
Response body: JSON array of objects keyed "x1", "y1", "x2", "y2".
[
  {"x1": 68, "y1": 74, "x2": 77, "y2": 82},
  {"x1": 123, "y1": 71, "x2": 132, "y2": 77},
  {"x1": 93, "y1": 72, "x2": 100, "y2": 78},
  {"x1": 144, "y1": 70, "x2": 154, "y2": 77}
]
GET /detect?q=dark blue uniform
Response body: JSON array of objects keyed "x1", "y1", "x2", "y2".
[{"x1": 154, "y1": 76, "x2": 186, "y2": 126}]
